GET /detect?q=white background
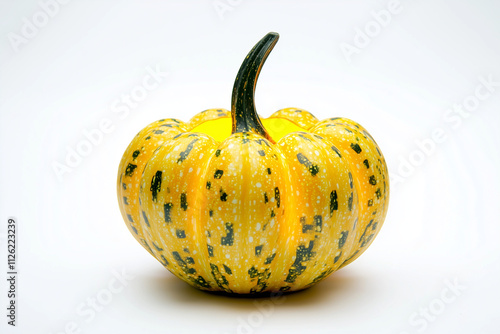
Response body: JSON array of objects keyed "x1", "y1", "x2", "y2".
[{"x1": 1, "y1": 1, "x2": 500, "y2": 333}]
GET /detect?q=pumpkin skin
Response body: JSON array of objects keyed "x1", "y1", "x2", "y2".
[{"x1": 116, "y1": 33, "x2": 389, "y2": 294}]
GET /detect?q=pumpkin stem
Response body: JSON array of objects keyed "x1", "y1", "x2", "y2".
[{"x1": 231, "y1": 32, "x2": 278, "y2": 143}]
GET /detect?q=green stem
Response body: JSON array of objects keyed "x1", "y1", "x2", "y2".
[{"x1": 231, "y1": 32, "x2": 279, "y2": 143}]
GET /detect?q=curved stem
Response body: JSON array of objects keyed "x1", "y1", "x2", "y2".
[{"x1": 231, "y1": 32, "x2": 279, "y2": 143}]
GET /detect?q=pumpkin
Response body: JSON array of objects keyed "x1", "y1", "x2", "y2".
[{"x1": 117, "y1": 32, "x2": 389, "y2": 294}]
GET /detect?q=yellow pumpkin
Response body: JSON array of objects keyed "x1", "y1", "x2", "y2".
[{"x1": 117, "y1": 32, "x2": 389, "y2": 294}]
